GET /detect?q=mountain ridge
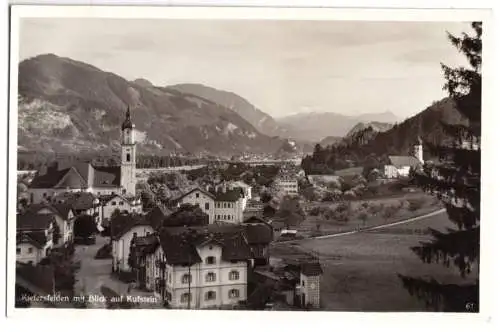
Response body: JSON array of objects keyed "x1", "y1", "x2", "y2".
[{"x1": 17, "y1": 54, "x2": 286, "y2": 157}]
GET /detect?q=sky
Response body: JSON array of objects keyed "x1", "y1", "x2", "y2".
[{"x1": 19, "y1": 19, "x2": 471, "y2": 119}]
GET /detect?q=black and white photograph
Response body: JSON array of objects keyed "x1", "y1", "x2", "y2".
[{"x1": 6, "y1": 5, "x2": 489, "y2": 317}]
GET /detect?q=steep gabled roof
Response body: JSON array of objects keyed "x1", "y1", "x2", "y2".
[
  {"x1": 26, "y1": 203, "x2": 74, "y2": 219},
  {"x1": 111, "y1": 213, "x2": 154, "y2": 240},
  {"x1": 16, "y1": 231, "x2": 47, "y2": 249},
  {"x1": 17, "y1": 212, "x2": 55, "y2": 231},
  {"x1": 29, "y1": 168, "x2": 69, "y2": 189},
  {"x1": 175, "y1": 187, "x2": 215, "y2": 202},
  {"x1": 92, "y1": 166, "x2": 121, "y2": 187},
  {"x1": 388, "y1": 156, "x2": 422, "y2": 168}
]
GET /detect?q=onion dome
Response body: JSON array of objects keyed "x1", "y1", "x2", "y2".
[{"x1": 122, "y1": 106, "x2": 134, "y2": 130}]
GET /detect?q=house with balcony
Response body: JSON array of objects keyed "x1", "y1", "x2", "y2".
[
  {"x1": 136, "y1": 226, "x2": 252, "y2": 309},
  {"x1": 25, "y1": 203, "x2": 75, "y2": 247},
  {"x1": 16, "y1": 212, "x2": 55, "y2": 264}
]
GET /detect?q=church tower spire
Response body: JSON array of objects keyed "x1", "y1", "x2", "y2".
[
  {"x1": 414, "y1": 136, "x2": 424, "y2": 164},
  {"x1": 120, "y1": 106, "x2": 136, "y2": 196}
]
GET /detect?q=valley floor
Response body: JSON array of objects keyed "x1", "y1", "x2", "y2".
[{"x1": 271, "y1": 211, "x2": 478, "y2": 311}]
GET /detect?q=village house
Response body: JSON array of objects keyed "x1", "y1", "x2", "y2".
[
  {"x1": 130, "y1": 221, "x2": 274, "y2": 309},
  {"x1": 16, "y1": 212, "x2": 55, "y2": 264},
  {"x1": 98, "y1": 193, "x2": 143, "y2": 226},
  {"x1": 253, "y1": 260, "x2": 323, "y2": 309},
  {"x1": 276, "y1": 175, "x2": 299, "y2": 197},
  {"x1": 27, "y1": 108, "x2": 138, "y2": 204},
  {"x1": 148, "y1": 227, "x2": 251, "y2": 309},
  {"x1": 243, "y1": 199, "x2": 265, "y2": 219},
  {"x1": 53, "y1": 191, "x2": 102, "y2": 230},
  {"x1": 111, "y1": 213, "x2": 156, "y2": 272},
  {"x1": 176, "y1": 185, "x2": 247, "y2": 224},
  {"x1": 25, "y1": 203, "x2": 75, "y2": 247},
  {"x1": 384, "y1": 137, "x2": 424, "y2": 178}
]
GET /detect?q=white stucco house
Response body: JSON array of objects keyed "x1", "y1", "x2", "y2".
[
  {"x1": 384, "y1": 137, "x2": 424, "y2": 179},
  {"x1": 16, "y1": 212, "x2": 55, "y2": 264},
  {"x1": 111, "y1": 213, "x2": 155, "y2": 272},
  {"x1": 140, "y1": 227, "x2": 250, "y2": 309},
  {"x1": 25, "y1": 203, "x2": 75, "y2": 247}
]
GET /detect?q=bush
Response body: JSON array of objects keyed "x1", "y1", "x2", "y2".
[
  {"x1": 95, "y1": 243, "x2": 112, "y2": 259},
  {"x1": 407, "y1": 198, "x2": 425, "y2": 211},
  {"x1": 382, "y1": 206, "x2": 399, "y2": 220},
  {"x1": 309, "y1": 206, "x2": 322, "y2": 216}
]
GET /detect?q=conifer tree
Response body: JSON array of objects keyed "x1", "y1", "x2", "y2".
[{"x1": 400, "y1": 22, "x2": 481, "y2": 312}]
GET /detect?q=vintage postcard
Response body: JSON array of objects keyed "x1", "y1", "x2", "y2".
[{"x1": 5, "y1": 4, "x2": 494, "y2": 325}]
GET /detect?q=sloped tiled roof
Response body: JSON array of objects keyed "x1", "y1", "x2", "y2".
[
  {"x1": 26, "y1": 203, "x2": 74, "y2": 219},
  {"x1": 111, "y1": 213, "x2": 153, "y2": 240},
  {"x1": 158, "y1": 226, "x2": 251, "y2": 266},
  {"x1": 92, "y1": 166, "x2": 121, "y2": 187},
  {"x1": 16, "y1": 231, "x2": 47, "y2": 248},
  {"x1": 175, "y1": 187, "x2": 215, "y2": 202},
  {"x1": 214, "y1": 188, "x2": 244, "y2": 202},
  {"x1": 29, "y1": 162, "x2": 120, "y2": 189},
  {"x1": 29, "y1": 168, "x2": 68, "y2": 189},
  {"x1": 17, "y1": 212, "x2": 55, "y2": 230},
  {"x1": 388, "y1": 156, "x2": 422, "y2": 168},
  {"x1": 133, "y1": 234, "x2": 159, "y2": 255},
  {"x1": 54, "y1": 192, "x2": 98, "y2": 211},
  {"x1": 242, "y1": 223, "x2": 273, "y2": 244}
]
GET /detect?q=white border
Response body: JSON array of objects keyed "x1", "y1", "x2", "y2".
[{"x1": 5, "y1": 4, "x2": 497, "y2": 331}]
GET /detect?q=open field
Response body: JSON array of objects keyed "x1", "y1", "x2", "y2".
[
  {"x1": 298, "y1": 193, "x2": 442, "y2": 238},
  {"x1": 271, "y1": 211, "x2": 479, "y2": 311}
]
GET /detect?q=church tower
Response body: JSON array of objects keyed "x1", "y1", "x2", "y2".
[
  {"x1": 120, "y1": 107, "x2": 136, "y2": 196},
  {"x1": 413, "y1": 136, "x2": 424, "y2": 164}
]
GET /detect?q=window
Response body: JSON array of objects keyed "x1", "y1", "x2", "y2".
[
  {"x1": 168, "y1": 273, "x2": 172, "y2": 284},
  {"x1": 229, "y1": 289, "x2": 240, "y2": 298},
  {"x1": 16, "y1": 247, "x2": 20, "y2": 255},
  {"x1": 133, "y1": 232, "x2": 137, "y2": 238},
  {"x1": 205, "y1": 202, "x2": 210, "y2": 210},
  {"x1": 205, "y1": 256, "x2": 216, "y2": 265},
  {"x1": 205, "y1": 291, "x2": 216, "y2": 301},
  {"x1": 181, "y1": 274, "x2": 192, "y2": 284},
  {"x1": 205, "y1": 272, "x2": 216, "y2": 282},
  {"x1": 111, "y1": 202, "x2": 117, "y2": 206},
  {"x1": 119, "y1": 202, "x2": 124, "y2": 206},
  {"x1": 229, "y1": 270, "x2": 240, "y2": 281},
  {"x1": 302, "y1": 281, "x2": 305, "y2": 286},
  {"x1": 126, "y1": 153, "x2": 131, "y2": 162},
  {"x1": 181, "y1": 293, "x2": 192, "y2": 303},
  {"x1": 28, "y1": 247, "x2": 33, "y2": 254},
  {"x1": 146, "y1": 276, "x2": 149, "y2": 284},
  {"x1": 43, "y1": 192, "x2": 47, "y2": 198},
  {"x1": 196, "y1": 193, "x2": 200, "y2": 198},
  {"x1": 217, "y1": 215, "x2": 220, "y2": 220}
]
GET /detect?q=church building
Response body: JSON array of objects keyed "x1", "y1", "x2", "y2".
[
  {"x1": 384, "y1": 137, "x2": 424, "y2": 179},
  {"x1": 27, "y1": 108, "x2": 138, "y2": 204}
]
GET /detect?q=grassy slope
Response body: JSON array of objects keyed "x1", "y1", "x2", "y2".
[{"x1": 272, "y1": 212, "x2": 478, "y2": 311}]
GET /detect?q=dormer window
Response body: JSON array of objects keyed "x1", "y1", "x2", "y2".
[{"x1": 205, "y1": 256, "x2": 216, "y2": 265}]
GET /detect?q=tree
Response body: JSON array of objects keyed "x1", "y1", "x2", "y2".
[
  {"x1": 52, "y1": 222, "x2": 61, "y2": 245},
  {"x1": 162, "y1": 204, "x2": 208, "y2": 228},
  {"x1": 74, "y1": 215, "x2": 97, "y2": 238},
  {"x1": 260, "y1": 191, "x2": 273, "y2": 204},
  {"x1": 400, "y1": 22, "x2": 481, "y2": 312}
]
